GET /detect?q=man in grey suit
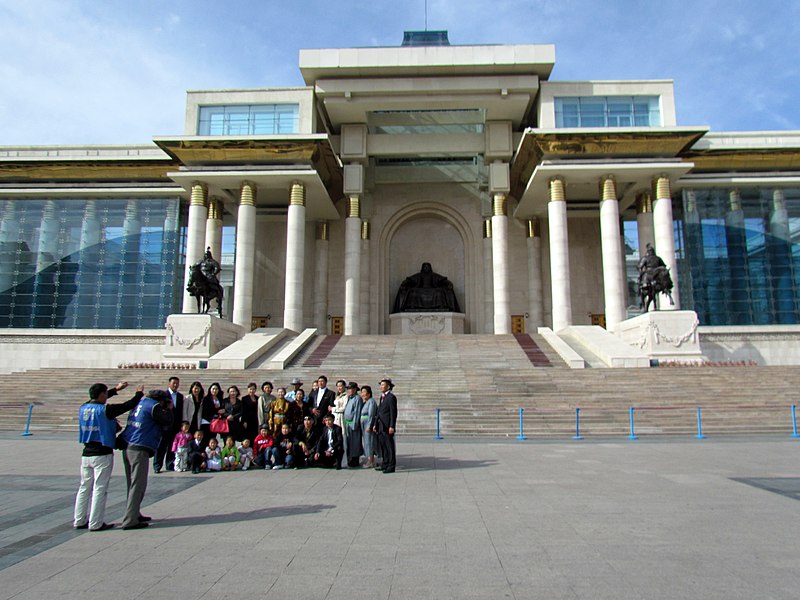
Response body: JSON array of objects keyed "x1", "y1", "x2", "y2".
[{"x1": 376, "y1": 378, "x2": 397, "y2": 473}]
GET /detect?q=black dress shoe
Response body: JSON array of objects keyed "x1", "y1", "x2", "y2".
[
  {"x1": 90, "y1": 523, "x2": 115, "y2": 531},
  {"x1": 382, "y1": 468, "x2": 395, "y2": 474},
  {"x1": 122, "y1": 521, "x2": 149, "y2": 530},
  {"x1": 138, "y1": 515, "x2": 152, "y2": 522},
  {"x1": 74, "y1": 523, "x2": 88, "y2": 530}
]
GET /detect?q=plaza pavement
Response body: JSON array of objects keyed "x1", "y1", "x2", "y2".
[{"x1": 0, "y1": 432, "x2": 798, "y2": 599}]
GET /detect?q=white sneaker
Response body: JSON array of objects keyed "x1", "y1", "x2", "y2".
[{"x1": 272, "y1": 465, "x2": 283, "y2": 470}]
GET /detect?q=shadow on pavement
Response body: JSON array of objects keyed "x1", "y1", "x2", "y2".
[{"x1": 151, "y1": 504, "x2": 336, "y2": 528}]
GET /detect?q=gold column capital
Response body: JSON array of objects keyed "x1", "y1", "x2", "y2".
[
  {"x1": 207, "y1": 198, "x2": 222, "y2": 220},
  {"x1": 599, "y1": 175, "x2": 617, "y2": 202},
  {"x1": 492, "y1": 193, "x2": 507, "y2": 216},
  {"x1": 728, "y1": 189, "x2": 742, "y2": 212},
  {"x1": 483, "y1": 219, "x2": 492, "y2": 239},
  {"x1": 190, "y1": 182, "x2": 207, "y2": 207},
  {"x1": 347, "y1": 194, "x2": 360, "y2": 219},
  {"x1": 361, "y1": 220, "x2": 370, "y2": 241},
  {"x1": 239, "y1": 181, "x2": 256, "y2": 206},
  {"x1": 636, "y1": 191, "x2": 652, "y2": 214},
  {"x1": 548, "y1": 176, "x2": 566, "y2": 202},
  {"x1": 525, "y1": 218, "x2": 540, "y2": 238},
  {"x1": 290, "y1": 182, "x2": 306, "y2": 206},
  {"x1": 652, "y1": 175, "x2": 671, "y2": 200},
  {"x1": 316, "y1": 221, "x2": 329, "y2": 241}
]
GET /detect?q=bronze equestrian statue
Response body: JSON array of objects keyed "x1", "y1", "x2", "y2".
[
  {"x1": 638, "y1": 243, "x2": 674, "y2": 312},
  {"x1": 187, "y1": 247, "x2": 224, "y2": 315}
]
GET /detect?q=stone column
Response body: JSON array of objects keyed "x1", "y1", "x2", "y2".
[
  {"x1": 526, "y1": 218, "x2": 543, "y2": 328},
  {"x1": 36, "y1": 200, "x2": 60, "y2": 273},
  {"x1": 725, "y1": 189, "x2": 748, "y2": 323},
  {"x1": 682, "y1": 190, "x2": 707, "y2": 323},
  {"x1": 599, "y1": 176, "x2": 626, "y2": 332},
  {"x1": 548, "y1": 177, "x2": 572, "y2": 331},
  {"x1": 0, "y1": 202, "x2": 18, "y2": 295},
  {"x1": 636, "y1": 191, "x2": 655, "y2": 256},
  {"x1": 344, "y1": 195, "x2": 362, "y2": 335},
  {"x1": 205, "y1": 197, "x2": 223, "y2": 264},
  {"x1": 652, "y1": 176, "x2": 679, "y2": 309},
  {"x1": 284, "y1": 182, "x2": 306, "y2": 332},
  {"x1": 183, "y1": 182, "x2": 208, "y2": 313},
  {"x1": 313, "y1": 222, "x2": 329, "y2": 332},
  {"x1": 232, "y1": 182, "x2": 257, "y2": 329},
  {"x1": 482, "y1": 219, "x2": 494, "y2": 333},
  {"x1": 769, "y1": 189, "x2": 796, "y2": 322},
  {"x1": 491, "y1": 193, "x2": 510, "y2": 334},
  {"x1": 360, "y1": 221, "x2": 371, "y2": 334}
]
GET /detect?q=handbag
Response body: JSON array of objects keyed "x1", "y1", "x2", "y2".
[{"x1": 210, "y1": 417, "x2": 229, "y2": 434}]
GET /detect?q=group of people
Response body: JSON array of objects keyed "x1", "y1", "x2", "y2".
[{"x1": 73, "y1": 374, "x2": 398, "y2": 532}]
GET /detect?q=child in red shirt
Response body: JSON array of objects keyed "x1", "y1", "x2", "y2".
[{"x1": 253, "y1": 425, "x2": 274, "y2": 469}]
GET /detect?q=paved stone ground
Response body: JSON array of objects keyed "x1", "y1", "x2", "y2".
[{"x1": 0, "y1": 432, "x2": 798, "y2": 599}]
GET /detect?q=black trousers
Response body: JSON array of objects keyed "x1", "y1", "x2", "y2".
[{"x1": 378, "y1": 428, "x2": 396, "y2": 471}]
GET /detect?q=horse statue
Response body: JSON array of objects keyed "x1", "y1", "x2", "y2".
[
  {"x1": 186, "y1": 248, "x2": 224, "y2": 315},
  {"x1": 639, "y1": 265, "x2": 675, "y2": 312},
  {"x1": 637, "y1": 243, "x2": 675, "y2": 312}
]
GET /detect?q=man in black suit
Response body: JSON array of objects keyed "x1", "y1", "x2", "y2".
[
  {"x1": 376, "y1": 378, "x2": 398, "y2": 473},
  {"x1": 154, "y1": 376, "x2": 184, "y2": 473},
  {"x1": 313, "y1": 413, "x2": 344, "y2": 469},
  {"x1": 310, "y1": 375, "x2": 335, "y2": 433}
]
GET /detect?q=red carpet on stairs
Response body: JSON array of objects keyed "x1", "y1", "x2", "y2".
[{"x1": 514, "y1": 334, "x2": 552, "y2": 367}]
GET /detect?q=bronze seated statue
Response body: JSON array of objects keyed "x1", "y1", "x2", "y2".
[{"x1": 392, "y1": 262, "x2": 461, "y2": 313}]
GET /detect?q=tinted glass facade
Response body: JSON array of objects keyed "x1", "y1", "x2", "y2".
[
  {"x1": 197, "y1": 104, "x2": 299, "y2": 135},
  {"x1": 0, "y1": 198, "x2": 184, "y2": 328},
  {"x1": 554, "y1": 96, "x2": 660, "y2": 128},
  {"x1": 678, "y1": 188, "x2": 800, "y2": 325}
]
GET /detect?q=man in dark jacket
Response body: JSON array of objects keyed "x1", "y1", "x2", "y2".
[
  {"x1": 120, "y1": 389, "x2": 173, "y2": 529},
  {"x1": 376, "y1": 378, "x2": 398, "y2": 473},
  {"x1": 313, "y1": 413, "x2": 344, "y2": 469}
]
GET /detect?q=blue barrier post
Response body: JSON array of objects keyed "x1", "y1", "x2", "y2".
[
  {"x1": 20, "y1": 403, "x2": 34, "y2": 437},
  {"x1": 792, "y1": 405, "x2": 799, "y2": 438},
  {"x1": 434, "y1": 408, "x2": 443, "y2": 440},
  {"x1": 516, "y1": 408, "x2": 527, "y2": 441},
  {"x1": 573, "y1": 407, "x2": 583, "y2": 440},
  {"x1": 627, "y1": 406, "x2": 638, "y2": 440},
  {"x1": 695, "y1": 407, "x2": 706, "y2": 439}
]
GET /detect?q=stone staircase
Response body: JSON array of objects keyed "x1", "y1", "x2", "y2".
[{"x1": 1, "y1": 333, "x2": 798, "y2": 438}]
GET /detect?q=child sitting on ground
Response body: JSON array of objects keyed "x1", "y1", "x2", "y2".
[
  {"x1": 171, "y1": 421, "x2": 193, "y2": 472},
  {"x1": 221, "y1": 436, "x2": 240, "y2": 471},
  {"x1": 253, "y1": 425, "x2": 274, "y2": 469},
  {"x1": 272, "y1": 423, "x2": 294, "y2": 470},
  {"x1": 238, "y1": 438, "x2": 254, "y2": 471},
  {"x1": 205, "y1": 437, "x2": 222, "y2": 471}
]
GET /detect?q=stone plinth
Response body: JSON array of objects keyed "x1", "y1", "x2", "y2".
[
  {"x1": 390, "y1": 312, "x2": 465, "y2": 335},
  {"x1": 617, "y1": 310, "x2": 704, "y2": 363},
  {"x1": 164, "y1": 314, "x2": 245, "y2": 362}
]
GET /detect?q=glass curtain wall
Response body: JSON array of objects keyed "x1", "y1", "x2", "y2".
[
  {"x1": 678, "y1": 187, "x2": 800, "y2": 325},
  {"x1": 0, "y1": 197, "x2": 184, "y2": 328}
]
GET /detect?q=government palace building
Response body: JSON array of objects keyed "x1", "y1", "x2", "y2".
[{"x1": 2, "y1": 31, "x2": 800, "y2": 372}]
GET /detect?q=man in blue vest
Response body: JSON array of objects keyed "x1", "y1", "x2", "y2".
[
  {"x1": 120, "y1": 389, "x2": 173, "y2": 530},
  {"x1": 74, "y1": 381, "x2": 144, "y2": 532}
]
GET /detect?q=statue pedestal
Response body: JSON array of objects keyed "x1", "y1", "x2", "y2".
[
  {"x1": 163, "y1": 314, "x2": 245, "y2": 363},
  {"x1": 390, "y1": 312, "x2": 465, "y2": 335},
  {"x1": 617, "y1": 310, "x2": 705, "y2": 364}
]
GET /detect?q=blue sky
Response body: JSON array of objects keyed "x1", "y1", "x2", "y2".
[{"x1": 1, "y1": 0, "x2": 798, "y2": 145}]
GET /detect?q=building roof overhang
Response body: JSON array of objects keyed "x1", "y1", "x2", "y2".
[
  {"x1": 153, "y1": 135, "x2": 344, "y2": 207},
  {"x1": 299, "y1": 44, "x2": 556, "y2": 85},
  {"x1": 510, "y1": 127, "x2": 708, "y2": 214}
]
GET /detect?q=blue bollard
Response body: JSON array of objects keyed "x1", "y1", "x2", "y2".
[
  {"x1": 516, "y1": 407, "x2": 527, "y2": 441},
  {"x1": 20, "y1": 403, "x2": 34, "y2": 437},
  {"x1": 573, "y1": 407, "x2": 583, "y2": 440},
  {"x1": 627, "y1": 406, "x2": 638, "y2": 440},
  {"x1": 792, "y1": 405, "x2": 799, "y2": 439},
  {"x1": 434, "y1": 407, "x2": 443, "y2": 440},
  {"x1": 695, "y1": 407, "x2": 706, "y2": 439}
]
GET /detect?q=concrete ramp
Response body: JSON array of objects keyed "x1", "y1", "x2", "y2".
[
  {"x1": 559, "y1": 325, "x2": 650, "y2": 368},
  {"x1": 207, "y1": 328, "x2": 290, "y2": 369}
]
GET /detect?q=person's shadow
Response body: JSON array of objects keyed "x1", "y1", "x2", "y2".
[
  {"x1": 397, "y1": 454, "x2": 497, "y2": 472},
  {"x1": 152, "y1": 504, "x2": 335, "y2": 528}
]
